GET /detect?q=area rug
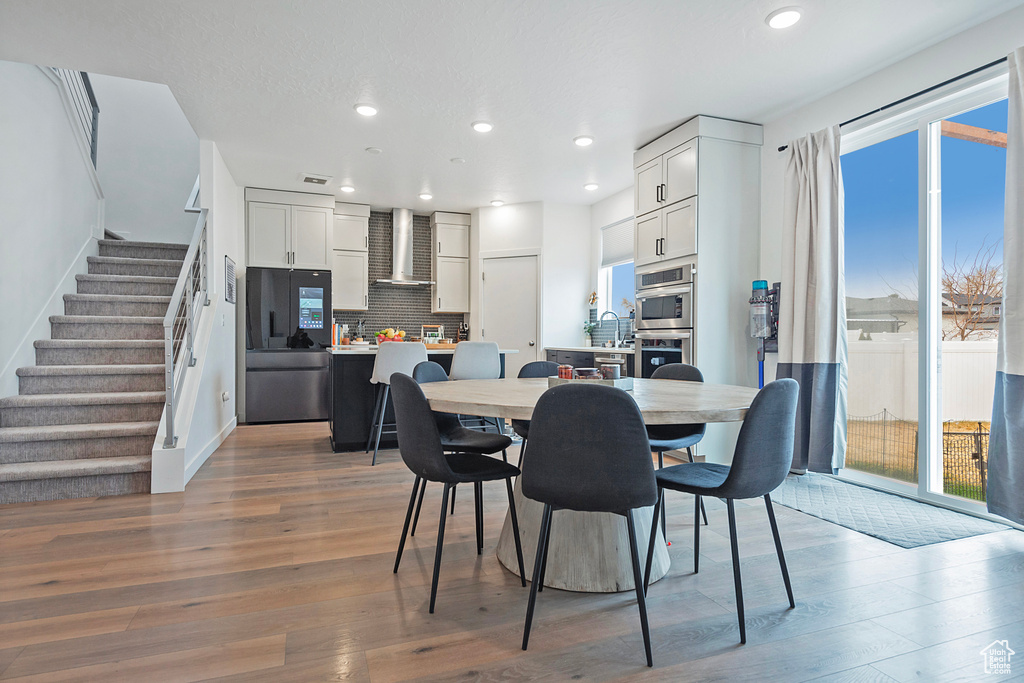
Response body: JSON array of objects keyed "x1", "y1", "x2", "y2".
[{"x1": 771, "y1": 472, "x2": 1009, "y2": 548}]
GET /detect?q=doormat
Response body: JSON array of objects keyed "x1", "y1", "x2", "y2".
[{"x1": 772, "y1": 472, "x2": 1009, "y2": 548}]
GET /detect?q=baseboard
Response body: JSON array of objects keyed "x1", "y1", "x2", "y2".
[
  {"x1": 184, "y1": 416, "x2": 237, "y2": 483},
  {"x1": 0, "y1": 235, "x2": 96, "y2": 397}
]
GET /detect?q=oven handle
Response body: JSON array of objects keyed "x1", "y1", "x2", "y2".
[
  {"x1": 636, "y1": 285, "x2": 691, "y2": 301},
  {"x1": 635, "y1": 330, "x2": 691, "y2": 339}
]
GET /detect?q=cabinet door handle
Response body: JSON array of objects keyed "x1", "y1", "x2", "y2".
[
  {"x1": 438, "y1": 297, "x2": 441, "y2": 309},
  {"x1": 364, "y1": 294, "x2": 367, "y2": 307},
  {"x1": 438, "y1": 241, "x2": 441, "y2": 254},
  {"x1": 655, "y1": 184, "x2": 661, "y2": 202}
]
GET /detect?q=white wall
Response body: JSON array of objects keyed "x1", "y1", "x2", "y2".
[
  {"x1": 0, "y1": 61, "x2": 103, "y2": 398},
  {"x1": 759, "y1": 4, "x2": 1024, "y2": 382},
  {"x1": 89, "y1": 73, "x2": 198, "y2": 243},
  {"x1": 152, "y1": 140, "x2": 242, "y2": 492}
]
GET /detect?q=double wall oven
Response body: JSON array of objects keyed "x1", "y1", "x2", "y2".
[{"x1": 635, "y1": 264, "x2": 695, "y2": 378}]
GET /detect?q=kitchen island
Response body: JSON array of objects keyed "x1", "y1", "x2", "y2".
[{"x1": 327, "y1": 345, "x2": 517, "y2": 452}]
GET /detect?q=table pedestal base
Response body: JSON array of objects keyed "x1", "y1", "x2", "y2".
[{"x1": 496, "y1": 475, "x2": 670, "y2": 593}]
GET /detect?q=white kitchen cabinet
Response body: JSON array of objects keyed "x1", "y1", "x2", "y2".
[
  {"x1": 247, "y1": 200, "x2": 332, "y2": 270},
  {"x1": 634, "y1": 200, "x2": 697, "y2": 268},
  {"x1": 633, "y1": 139, "x2": 698, "y2": 218},
  {"x1": 435, "y1": 223, "x2": 469, "y2": 258},
  {"x1": 332, "y1": 250, "x2": 368, "y2": 311},
  {"x1": 333, "y1": 214, "x2": 368, "y2": 252},
  {"x1": 433, "y1": 257, "x2": 469, "y2": 313}
]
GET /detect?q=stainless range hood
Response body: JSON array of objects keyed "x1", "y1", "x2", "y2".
[{"x1": 375, "y1": 208, "x2": 434, "y2": 285}]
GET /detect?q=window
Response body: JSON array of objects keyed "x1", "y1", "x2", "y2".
[
  {"x1": 598, "y1": 218, "x2": 635, "y2": 316},
  {"x1": 840, "y1": 64, "x2": 1007, "y2": 511}
]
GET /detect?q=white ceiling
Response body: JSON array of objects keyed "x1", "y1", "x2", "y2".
[{"x1": 1, "y1": 0, "x2": 1021, "y2": 212}]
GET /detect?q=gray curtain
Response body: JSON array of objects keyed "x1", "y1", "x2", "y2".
[
  {"x1": 777, "y1": 126, "x2": 848, "y2": 474},
  {"x1": 988, "y1": 47, "x2": 1024, "y2": 525}
]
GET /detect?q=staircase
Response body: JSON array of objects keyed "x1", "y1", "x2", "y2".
[{"x1": 0, "y1": 239, "x2": 188, "y2": 504}]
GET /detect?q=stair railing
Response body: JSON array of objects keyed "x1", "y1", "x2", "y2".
[
  {"x1": 163, "y1": 205, "x2": 210, "y2": 448},
  {"x1": 51, "y1": 68, "x2": 99, "y2": 167}
]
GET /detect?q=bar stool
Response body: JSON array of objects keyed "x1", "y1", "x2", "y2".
[
  {"x1": 390, "y1": 373, "x2": 526, "y2": 614},
  {"x1": 511, "y1": 361, "x2": 559, "y2": 469},
  {"x1": 366, "y1": 341, "x2": 428, "y2": 465},
  {"x1": 449, "y1": 341, "x2": 502, "y2": 432},
  {"x1": 643, "y1": 379, "x2": 799, "y2": 645},
  {"x1": 411, "y1": 361, "x2": 512, "y2": 533},
  {"x1": 647, "y1": 363, "x2": 709, "y2": 533}
]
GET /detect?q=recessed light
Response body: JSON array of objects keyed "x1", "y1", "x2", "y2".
[
  {"x1": 766, "y1": 7, "x2": 801, "y2": 29},
  {"x1": 584, "y1": 183, "x2": 599, "y2": 191},
  {"x1": 450, "y1": 157, "x2": 466, "y2": 164},
  {"x1": 354, "y1": 104, "x2": 378, "y2": 117},
  {"x1": 490, "y1": 200, "x2": 504, "y2": 207},
  {"x1": 472, "y1": 121, "x2": 493, "y2": 133},
  {"x1": 365, "y1": 147, "x2": 382, "y2": 155},
  {"x1": 574, "y1": 136, "x2": 594, "y2": 147},
  {"x1": 340, "y1": 185, "x2": 355, "y2": 193},
  {"x1": 419, "y1": 193, "x2": 433, "y2": 200}
]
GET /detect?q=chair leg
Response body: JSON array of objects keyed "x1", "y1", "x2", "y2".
[
  {"x1": 372, "y1": 384, "x2": 389, "y2": 466},
  {"x1": 627, "y1": 510, "x2": 654, "y2": 667},
  {"x1": 506, "y1": 478, "x2": 526, "y2": 587},
  {"x1": 523, "y1": 503, "x2": 552, "y2": 651},
  {"x1": 473, "y1": 481, "x2": 484, "y2": 555},
  {"x1": 726, "y1": 499, "x2": 746, "y2": 644},
  {"x1": 686, "y1": 447, "x2": 709, "y2": 526},
  {"x1": 365, "y1": 384, "x2": 383, "y2": 453},
  {"x1": 694, "y1": 494, "x2": 702, "y2": 574},
  {"x1": 411, "y1": 477, "x2": 427, "y2": 537},
  {"x1": 765, "y1": 494, "x2": 795, "y2": 608},
  {"x1": 501, "y1": 449, "x2": 508, "y2": 464},
  {"x1": 394, "y1": 477, "x2": 421, "y2": 573},
  {"x1": 656, "y1": 452, "x2": 666, "y2": 537},
  {"x1": 517, "y1": 437, "x2": 528, "y2": 470},
  {"x1": 538, "y1": 507, "x2": 554, "y2": 592},
  {"x1": 429, "y1": 484, "x2": 452, "y2": 614},
  {"x1": 644, "y1": 488, "x2": 664, "y2": 593},
  {"x1": 450, "y1": 484, "x2": 456, "y2": 515}
]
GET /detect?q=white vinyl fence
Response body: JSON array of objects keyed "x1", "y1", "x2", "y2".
[{"x1": 847, "y1": 337, "x2": 997, "y2": 422}]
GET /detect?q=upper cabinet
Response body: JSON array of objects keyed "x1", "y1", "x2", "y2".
[
  {"x1": 331, "y1": 202, "x2": 371, "y2": 311},
  {"x1": 245, "y1": 189, "x2": 335, "y2": 270},
  {"x1": 634, "y1": 140, "x2": 697, "y2": 218},
  {"x1": 430, "y1": 211, "x2": 470, "y2": 313}
]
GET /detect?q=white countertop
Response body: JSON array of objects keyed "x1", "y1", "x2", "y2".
[
  {"x1": 546, "y1": 346, "x2": 635, "y2": 354},
  {"x1": 328, "y1": 346, "x2": 519, "y2": 355}
]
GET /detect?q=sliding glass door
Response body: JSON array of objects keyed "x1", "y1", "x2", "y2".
[{"x1": 840, "y1": 69, "x2": 1007, "y2": 513}]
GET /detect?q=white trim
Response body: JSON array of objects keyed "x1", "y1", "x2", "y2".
[
  {"x1": 185, "y1": 416, "x2": 237, "y2": 483},
  {"x1": 0, "y1": 235, "x2": 96, "y2": 396},
  {"x1": 244, "y1": 187, "x2": 334, "y2": 208},
  {"x1": 479, "y1": 247, "x2": 541, "y2": 260}
]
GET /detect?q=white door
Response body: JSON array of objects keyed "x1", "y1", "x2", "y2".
[
  {"x1": 481, "y1": 255, "x2": 539, "y2": 378},
  {"x1": 634, "y1": 212, "x2": 663, "y2": 268},
  {"x1": 661, "y1": 199, "x2": 697, "y2": 261},
  {"x1": 333, "y1": 215, "x2": 368, "y2": 252},
  {"x1": 247, "y1": 202, "x2": 290, "y2": 268},
  {"x1": 434, "y1": 257, "x2": 469, "y2": 312},
  {"x1": 634, "y1": 157, "x2": 662, "y2": 217},
  {"x1": 662, "y1": 140, "x2": 698, "y2": 205},
  {"x1": 291, "y1": 206, "x2": 332, "y2": 269},
  {"x1": 331, "y1": 251, "x2": 368, "y2": 311}
]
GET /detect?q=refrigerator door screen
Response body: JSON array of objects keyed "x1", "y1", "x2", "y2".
[{"x1": 298, "y1": 287, "x2": 324, "y2": 329}]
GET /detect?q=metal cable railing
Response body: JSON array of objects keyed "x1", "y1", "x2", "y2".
[
  {"x1": 163, "y1": 206, "x2": 209, "y2": 448},
  {"x1": 51, "y1": 68, "x2": 99, "y2": 167}
]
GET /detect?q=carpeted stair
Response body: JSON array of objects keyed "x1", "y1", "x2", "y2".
[{"x1": 0, "y1": 239, "x2": 187, "y2": 504}]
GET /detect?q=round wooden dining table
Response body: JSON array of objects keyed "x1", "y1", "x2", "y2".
[{"x1": 418, "y1": 377, "x2": 760, "y2": 593}]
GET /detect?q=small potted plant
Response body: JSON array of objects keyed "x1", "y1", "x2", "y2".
[{"x1": 583, "y1": 320, "x2": 596, "y2": 347}]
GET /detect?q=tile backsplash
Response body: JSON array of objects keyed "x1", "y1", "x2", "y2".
[{"x1": 332, "y1": 211, "x2": 466, "y2": 338}]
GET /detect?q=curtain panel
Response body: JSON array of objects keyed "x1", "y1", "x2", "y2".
[
  {"x1": 989, "y1": 47, "x2": 1024, "y2": 525},
  {"x1": 777, "y1": 126, "x2": 848, "y2": 474}
]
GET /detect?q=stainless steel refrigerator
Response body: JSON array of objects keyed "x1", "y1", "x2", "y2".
[{"x1": 245, "y1": 267, "x2": 332, "y2": 423}]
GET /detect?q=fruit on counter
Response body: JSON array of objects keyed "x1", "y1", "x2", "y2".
[{"x1": 375, "y1": 328, "x2": 406, "y2": 343}]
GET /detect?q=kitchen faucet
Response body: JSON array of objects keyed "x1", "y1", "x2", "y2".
[{"x1": 599, "y1": 310, "x2": 621, "y2": 347}]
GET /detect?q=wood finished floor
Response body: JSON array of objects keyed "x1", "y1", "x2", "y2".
[{"x1": 1, "y1": 422, "x2": 1023, "y2": 682}]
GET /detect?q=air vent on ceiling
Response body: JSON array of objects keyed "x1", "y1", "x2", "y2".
[{"x1": 301, "y1": 173, "x2": 332, "y2": 185}]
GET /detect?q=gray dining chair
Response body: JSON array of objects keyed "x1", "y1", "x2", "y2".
[
  {"x1": 643, "y1": 378, "x2": 799, "y2": 645},
  {"x1": 449, "y1": 341, "x2": 503, "y2": 432},
  {"x1": 521, "y1": 382, "x2": 658, "y2": 667},
  {"x1": 366, "y1": 341, "x2": 428, "y2": 465},
  {"x1": 647, "y1": 363, "x2": 709, "y2": 532},
  {"x1": 390, "y1": 373, "x2": 526, "y2": 614},
  {"x1": 510, "y1": 360, "x2": 559, "y2": 469}
]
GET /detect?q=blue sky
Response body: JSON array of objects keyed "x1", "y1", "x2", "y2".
[{"x1": 843, "y1": 98, "x2": 1007, "y2": 299}]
